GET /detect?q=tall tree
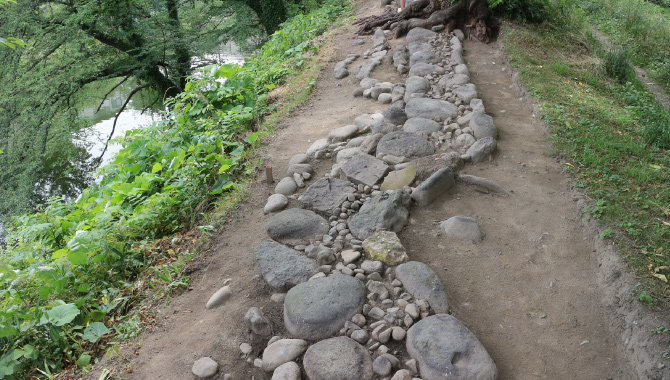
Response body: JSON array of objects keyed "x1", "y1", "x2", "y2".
[{"x1": 0, "y1": 0, "x2": 293, "y2": 217}]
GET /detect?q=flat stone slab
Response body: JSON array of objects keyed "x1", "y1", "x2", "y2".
[
  {"x1": 406, "y1": 27, "x2": 437, "y2": 44},
  {"x1": 439, "y1": 73, "x2": 470, "y2": 88},
  {"x1": 380, "y1": 165, "x2": 417, "y2": 191},
  {"x1": 377, "y1": 131, "x2": 435, "y2": 159},
  {"x1": 465, "y1": 137, "x2": 497, "y2": 163},
  {"x1": 409, "y1": 63, "x2": 445, "y2": 77},
  {"x1": 266, "y1": 208, "x2": 329, "y2": 246},
  {"x1": 301, "y1": 177, "x2": 356, "y2": 217},
  {"x1": 410, "y1": 50, "x2": 440, "y2": 66},
  {"x1": 362, "y1": 230, "x2": 408, "y2": 265},
  {"x1": 348, "y1": 189, "x2": 411, "y2": 240},
  {"x1": 304, "y1": 337, "x2": 373, "y2": 380},
  {"x1": 329, "y1": 124, "x2": 359, "y2": 143},
  {"x1": 469, "y1": 111, "x2": 498, "y2": 140},
  {"x1": 411, "y1": 168, "x2": 455, "y2": 207},
  {"x1": 255, "y1": 240, "x2": 318, "y2": 291},
  {"x1": 395, "y1": 261, "x2": 448, "y2": 313},
  {"x1": 403, "y1": 117, "x2": 441, "y2": 135},
  {"x1": 284, "y1": 275, "x2": 366, "y2": 340},
  {"x1": 339, "y1": 154, "x2": 390, "y2": 187},
  {"x1": 406, "y1": 315, "x2": 498, "y2": 380},
  {"x1": 405, "y1": 98, "x2": 457, "y2": 122},
  {"x1": 440, "y1": 215, "x2": 484, "y2": 242}
]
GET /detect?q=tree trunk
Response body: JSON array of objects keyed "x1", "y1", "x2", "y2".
[{"x1": 356, "y1": 0, "x2": 498, "y2": 43}]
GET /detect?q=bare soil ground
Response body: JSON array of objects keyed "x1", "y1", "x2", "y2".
[{"x1": 84, "y1": 2, "x2": 670, "y2": 379}]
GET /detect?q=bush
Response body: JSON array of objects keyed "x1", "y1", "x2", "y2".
[
  {"x1": 603, "y1": 49, "x2": 636, "y2": 83},
  {"x1": 488, "y1": 0, "x2": 548, "y2": 23}
]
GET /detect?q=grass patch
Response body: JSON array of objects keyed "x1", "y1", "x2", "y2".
[
  {"x1": 503, "y1": 7, "x2": 670, "y2": 307},
  {"x1": 580, "y1": 0, "x2": 670, "y2": 94}
]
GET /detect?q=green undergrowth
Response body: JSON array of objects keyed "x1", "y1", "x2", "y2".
[
  {"x1": 503, "y1": 2, "x2": 670, "y2": 308},
  {"x1": 0, "y1": 2, "x2": 350, "y2": 378},
  {"x1": 580, "y1": 0, "x2": 670, "y2": 95}
]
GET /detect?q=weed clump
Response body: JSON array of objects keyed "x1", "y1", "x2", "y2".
[{"x1": 603, "y1": 49, "x2": 635, "y2": 83}]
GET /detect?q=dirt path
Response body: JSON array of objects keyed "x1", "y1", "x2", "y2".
[{"x1": 85, "y1": 3, "x2": 668, "y2": 380}]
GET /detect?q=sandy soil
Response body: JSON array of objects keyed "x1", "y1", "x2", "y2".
[{"x1": 84, "y1": 2, "x2": 670, "y2": 379}]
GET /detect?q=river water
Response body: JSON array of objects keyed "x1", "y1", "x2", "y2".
[{"x1": 0, "y1": 42, "x2": 245, "y2": 240}]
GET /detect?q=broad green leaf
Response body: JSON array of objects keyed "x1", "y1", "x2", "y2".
[
  {"x1": 22, "y1": 344, "x2": 37, "y2": 360},
  {"x1": 0, "y1": 262, "x2": 17, "y2": 279},
  {"x1": 39, "y1": 286, "x2": 54, "y2": 299},
  {"x1": 152, "y1": 163, "x2": 163, "y2": 173},
  {"x1": 244, "y1": 131, "x2": 261, "y2": 144},
  {"x1": 68, "y1": 250, "x2": 87, "y2": 265},
  {"x1": 47, "y1": 303, "x2": 80, "y2": 326},
  {"x1": 81, "y1": 322, "x2": 110, "y2": 342},
  {"x1": 0, "y1": 325, "x2": 19, "y2": 338},
  {"x1": 89, "y1": 310, "x2": 106, "y2": 322},
  {"x1": 52, "y1": 248, "x2": 69, "y2": 260},
  {"x1": 76, "y1": 353, "x2": 91, "y2": 366}
]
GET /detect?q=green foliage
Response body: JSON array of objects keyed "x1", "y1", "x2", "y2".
[
  {"x1": 488, "y1": 0, "x2": 548, "y2": 23},
  {"x1": 603, "y1": 49, "x2": 635, "y2": 83},
  {"x1": 0, "y1": 2, "x2": 349, "y2": 378}
]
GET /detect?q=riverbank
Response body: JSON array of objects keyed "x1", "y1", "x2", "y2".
[{"x1": 0, "y1": 3, "x2": 350, "y2": 378}]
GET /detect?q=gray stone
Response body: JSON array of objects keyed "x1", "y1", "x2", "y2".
[
  {"x1": 378, "y1": 93, "x2": 393, "y2": 104},
  {"x1": 454, "y1": 64, "x2": 469, "y2": 76},
  {"x1": 371, "y1": 86, "x2": 392, "y2": 99},
  {"x1": 405, "y1": 98, "x2": 457, "y2": 122},
  {"x1": 403, "y1": 117, "x2": 441, "y2": 135},
  {"x1": 351, "y1": 329, "x2": 369, "y2": 344},
  {"x1": 348, "y1": 189, "x2": 411, "y2": 240},
  {"x1": 410, "y1": 50, "x2": 439, "y2": 66},
  {"x1": 380, "y1": 165, "x2": 417, "y2": 191},
  {"x1": 453, "y1": 29, "x2": 465, "y2": 40},
  {"x1": 470, "y1": 98, "x2": 485, "y2": 112},
  {"x1": 347, "y1": 136, "x2": 368, "y2": 148},
  {"x1": 408, "y1": 42, "x2": 432, "y2": 56},
  {"x1": 287, "y1": 163, "x2": 314, "y2": 177},
  {"x1": 306, "y1": 138, "x2": 329, "y2": 156},
  {"x1": 406, "y1": 28, "x2": 437, "y2": 44},
  {"x1": 438, "y1": 73, "x2": 470, "y2": 88},
  {"x1": 363, "y1": 230, "x2": 408, "y2": 265},
  {"x1": 452, "y1": 50, "x2": 464, "y2": 65},
  {"x1": 383, "y1": 100, "x2": 407, "y2": 125},
  {"x1": 303, "y1": 337, "x2": 373, "y2": 380},
  {"x1": 262, "y1": 339, "x2": 308, "y2": 371},
  {"x1": 264, "y1": 194, "x2": 288, "y2": 214},
  {"x1": 455, "y1": 133, "x2": 476, "y2": 149},
  {"x1": 464, "y1": 137, "x2": 497, "y2": 163},
  {"x1": 469, "y1": 111, "x2": 497, "y2": 140},
  {"x1": 440, "y1": 215, "x2": 484, "y2": 242},
  {"x1": 284, "y1": 275, "x2": 366, "y2": 340},
  {"x1": 288, "y1": 153, "x2": 309, "y2": 167},
  {"x1": 254, "y1": 240, "x2": 318, "y2": 291},
  {"x1": 354, "y1": 113, "x2": 384, "y2": 131},
  {"x1": 335, "y1": 68, "x2": 349, "y2": 79},
  {"x1": 391, "y1": 369, "x2": 412, "y2": 380},
  {"x1": 246, "y1": 307, "x2": 273, "y2": 336},
  {"x1": 339, "y1": 154, "x2": 390, "y2": 187},
  {"x1": 301, "y1": 178, "x2": 356, "y2": 217},
  {"x1": 409, "y1": 63, "x2": 445, "y2": 77},
  {"x1": 453, "y1": 83, "x2": 477, "y2": 103},
  {"x1": 411, "y1": 168, "x2": 455, "y2": 207},
  {"x1": 404, "y1": 76, "x2": 431, "y2": 102},
  {"x1": 373, "y1": 355, "x2": 393, "y2": 376},
  {"x1": 360, "y1": 78, "x2": 379, "y2": 89},
  {"x1": 275, "y1": 177, "x2": 298, "y2": 196},
  {"x1": 267, "y1": 208, "x2": 329, "y2": 246},
  {"x1": 353, "y1": 39, "x2": 366, "y2": 46},
  {"x1": 357, "y1": 63, "x2": 378, "y2": 80},
  {"x1": 337, "y1": 147, "x2": 362, "y2": 164},
  {"x1": 406, "y1": 315, "x2": 497, "y2": 380},
  {"x1": 271, "y1": 361, "x2": 301, "y2": 380},
  {"x1": 361, "y1": 260, "x2": 383, "y2": 274},
  {"x1": 395, "y1": 261, "x2": 448, "y2": 314},
  {"x1": 329, "y1": 124, "x2": 360, "y2": 143},
  {"x1": 205, "y1": 285, "x2": 232, "y2": 309},
  {"x1": 192, "y1": 357, "x2": 218, "y2": 378},
  {"x1": 431, "y1": 24, "x2": 445, "y2": 32},
  {"x1": 353, "y1": 87, "x2": 365, "y2": 97},
  {"x1": 410, "y1": 153, "x2": 464, "y2": 182},
  {"x1": 377, "y1": 131, "x2": 435, "y2": 159},
  {"x1": 397, "y1": 64, "x2": 409, "y2": 74},
  {"x1": 456, "y1": 112, "x2": 473, "y2": 126},
  {"x1": 360, "y1": 133, "x2": 384, "y2": 155}
]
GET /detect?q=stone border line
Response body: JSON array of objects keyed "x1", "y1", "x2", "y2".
[{"x1": 193, "y1": 25, "x2": 510, "y2": 380}]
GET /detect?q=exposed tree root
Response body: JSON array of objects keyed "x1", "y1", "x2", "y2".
[
  {"x1": 355, "y1": 0, "x2": 498, "y2": 43},
  {"x1": 457, "y1": 174, "x2": 511, "y2": 195}
]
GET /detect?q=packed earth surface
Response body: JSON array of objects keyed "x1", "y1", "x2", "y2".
[{"x1": 84, "y1": 1, "x2": 670, "y2": 379}]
